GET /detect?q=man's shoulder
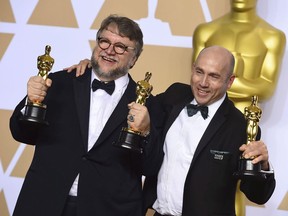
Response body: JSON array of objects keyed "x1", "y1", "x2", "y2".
[
  {"x1": 166, "y1": 82, "x2": 191, "y2": 92},
  {"x1": 160, "y1": 82, "x2": 192, "y2": 104},
  {"x1": 223, "y1": 97, "x2": 246, "y2": 122},
  {"x1": 49, "y1": 67, "x2": 92, "y2": 80}
]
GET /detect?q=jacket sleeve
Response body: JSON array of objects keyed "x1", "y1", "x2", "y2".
[
  {"x1": 9, "y1": 96, "x2": 41, "y2": 145},
  {"x1": 240, "y1": 173, "x2": 276, "y2": 204}
]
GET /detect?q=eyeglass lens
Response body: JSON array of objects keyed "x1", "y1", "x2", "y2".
[{"x1": 98, "y1": 37, "x2": 128, "y2": 54}]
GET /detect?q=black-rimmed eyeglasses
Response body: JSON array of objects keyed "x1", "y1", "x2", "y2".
[{"x1": 97, "y1": 37, "x2": 135, "y2": 55}]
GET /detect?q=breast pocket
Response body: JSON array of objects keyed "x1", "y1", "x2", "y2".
[
  {"x1": 209, "y1": 149, "x2": 232, "y2": 164},
  {"x1": 208, "y1": 149, "x2": 235, "y2": 179}
]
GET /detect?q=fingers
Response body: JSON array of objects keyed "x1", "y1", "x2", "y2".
[
  {"x1": 64, "y1": 64, "x2": 78, "y2": 72},
  {"x1": 27, "y1": 76, "x2": 51, "y2": 103},
  {"x1": 239, "y1": 140, "x2": 269, "y2": 165},
  {"x1": 64, "y1": 59, "x2": 91, "y2": 77},
  {"x1": 127, "y1": 102, "x2": 150, "y2": 134},
  {"x1": 75, "y1": 59, "x2": 91, "y2": 77}
]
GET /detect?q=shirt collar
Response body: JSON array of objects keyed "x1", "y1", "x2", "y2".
[
  {"x1": 91, "y1": 72, "x2": 129, "y2": 94},
  {"x1": 191, "y1": 94, "x2": 226, "y2": 119}
]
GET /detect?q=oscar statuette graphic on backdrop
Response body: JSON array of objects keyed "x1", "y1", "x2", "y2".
[
  {"x1": 234, "y1": 95, "x2": 272, "y2": 179},
  {"x1": 20, "y1": 45, "x2": 54, "y2": 125},
  {"x1": 115, "y1": 72, "x2": 153, "y2": 153}
]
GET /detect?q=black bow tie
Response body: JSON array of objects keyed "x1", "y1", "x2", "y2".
[
  {"x1": 186, "y1": 104, "x2": 208, "y2": 119},
  {"x1": 92, "y1": 79, "x2": 115, "y2": 95}
]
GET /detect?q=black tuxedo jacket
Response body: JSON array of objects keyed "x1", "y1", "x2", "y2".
[
  {"x1": 143, "y1": 83, "x2": 275, "y2": 216},
  {"x1": 10, "y1": 68, "x2": 163, "y2": 216}
]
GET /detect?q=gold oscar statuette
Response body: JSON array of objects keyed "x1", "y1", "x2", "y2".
[
  {"x1": 115, "y1": 72, "x2": 153, "y2": 153},
  {"x1": 21, "y1": 45, "x2": 54, "y2": 125},
  {"x1": 234, "y1": 95, "x2": 267, "y2": 179}
]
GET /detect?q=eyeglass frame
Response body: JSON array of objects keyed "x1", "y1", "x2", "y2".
[{"x1": 97, "y1": 37, "x2": 135, "y2": 55}]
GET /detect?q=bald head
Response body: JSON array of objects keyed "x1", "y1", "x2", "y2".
[
  {"x1": 196, "y1": 46, "x2": 235, "y2": 78},
  {"x1": 191, "y1": 46, "x2": 236, "y2": 106}
]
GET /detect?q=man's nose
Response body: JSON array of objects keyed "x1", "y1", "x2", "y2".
[
  {"x1": 200, "y1": 75, "x2": 209, "y2": 86},
  {"x1": 106, "y1": 45, "x2": 116, "y2": 54}
]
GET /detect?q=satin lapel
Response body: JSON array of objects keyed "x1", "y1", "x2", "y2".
[
  {"x1": 93, "y1": 76, "x2": 137, "y2": 147},
  {"x1": 73, "y1": 68, "x2": 92, "y2": 152},
  {"x1": 191, "y1": 97, "x2": 230, "y2": 164},
  {"x1": 163, "y1": 97, "x2": 192, "y2": 139}
]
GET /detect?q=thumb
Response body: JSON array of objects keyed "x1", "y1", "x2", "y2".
[{"x1": 45, "y1": 78, "x2": 52, "y2": 87}]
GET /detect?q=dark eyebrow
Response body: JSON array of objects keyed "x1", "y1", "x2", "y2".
[
  {"x1": 99, "y1": 37, "x2": 125, "y2": 45},
  {"x1": 209, "y1": 72, "x2": 221, "y2": 78},
  {"x1": 194, "y1": 65, "x2": 204, "y2": 72},
  {"x1": 194, "y1": 65, "x2": 221, "y2": 78}
]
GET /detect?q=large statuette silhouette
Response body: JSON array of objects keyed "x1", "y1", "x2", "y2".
[
  {"x1": 21, "y1": 45, "x2": 54, "y2": 125},
  {"x1": 115, "y1": 72, "x2": 153, "y2": 153}
]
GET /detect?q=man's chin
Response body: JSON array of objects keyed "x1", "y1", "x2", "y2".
[
  {"x1": 96, "y1": 69, "x2": 127, "y2": 80},
  {"x1": 194, "y1": 97, "x2": 209, "y2": 105},
  {"x1": 92, "y1": 61, "x2": 128, "y2": 80}
]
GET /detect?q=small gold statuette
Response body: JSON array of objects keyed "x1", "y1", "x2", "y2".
[
  {"x1": 21, "y1": 45, "x2": 54, "y2": 125},
  {"x1": 234, "y1": 95, "x2": 267, "y2": 179},
  {"x1": 244, "y1": 95, "x2": 262, "y2": 144},
  {"x1": 37, "y1": 45, "x2": 54, "y2": 80},
  {"x1": 135, "y1": 72, "x2": 153, "y2": 105},
  {"x1": 115, "y1": 72, "x2": 153, "y2": 153}
]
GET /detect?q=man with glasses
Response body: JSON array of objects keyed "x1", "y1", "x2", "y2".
[
  {"x1": 65, "y1": 46, "x2": 275, "y2": 216},
  {"x1": 97, "y1": 36, "x2": 136, "y2": 55},
  {"x1": 10, "y1": 14, "x2": 163, "y2": 216}
]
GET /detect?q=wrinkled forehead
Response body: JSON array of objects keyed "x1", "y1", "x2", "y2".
[
  {"x1": 99, "y1": 26, "x2": 136, "y2": 48},
  {"x1": 99, "y1": 24, "x2": 133, "y2": 42},
  {"x1": 196, "y1": 49, "x2": 232, "y2": 74},
  {"x1": 105, "y1": 23, "x2": 120, "y2": 35},
  {"x1": 97, "y1": 23, "x2": 120, "y2": 38}
]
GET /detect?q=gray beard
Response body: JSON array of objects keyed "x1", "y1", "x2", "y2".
[{"x1": 91, "y1": 55, "x2": 129, "y2": 81}]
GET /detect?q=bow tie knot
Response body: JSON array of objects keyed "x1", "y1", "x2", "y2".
[
  {"x1": 92, "y1": 79, "x2": 115, "y2": 95},
  {"x1": 186, "y1": 104, "x2": 208, "y2": 119}
]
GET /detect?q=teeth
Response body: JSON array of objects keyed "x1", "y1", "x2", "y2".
[
  {"x1": 199, "y1": 89, "x2": 208, "y2": 94},
  {"x1": 103, "y1": 56, "x2": 115, "y2": 62},
  {"x1": 103, "y1": 56, "x2": 111, "y2": 61}
]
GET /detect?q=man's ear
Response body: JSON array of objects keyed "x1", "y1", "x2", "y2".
[
  {"x1": 129, "y1": 56, "x2": 138, "y2": 69},
  {"x1": 227, "y1": 75, "x2": 236, "y2": 89}
]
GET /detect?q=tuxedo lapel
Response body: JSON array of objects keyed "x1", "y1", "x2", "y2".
[
  {"x1": 192, "y1": 97, "x2": 230, "y2": 164},
  {"x1": 93, "y1": 76, "x2": 137, "y2": 148},
  {"x1": 73, "y1": 68, "x2": 92, "y2": 152},
  {"x1": 163, "y1": 97, "x2": 192, "y2": 139},
  {"x1": 160, "y1": 83, "x2": 193, "y2": 141},
  {"x1": 94, "y1": 94, "x2": 129, "y2": 146}
]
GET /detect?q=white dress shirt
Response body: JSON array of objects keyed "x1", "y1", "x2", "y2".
[
  {"x1": 152, "y1": 95, "x2": 225, "y2": 215},
  {"x1": 69, "y1": 72, "x2": 129, "y2": 196}
]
